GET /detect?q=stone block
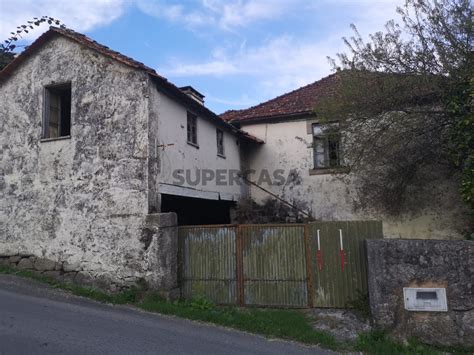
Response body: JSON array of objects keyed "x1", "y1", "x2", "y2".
[
  {"x1": 17, "y1": 258, "x2": 34, "y2": 270},
  {"x1": 75, "y1": 271, "x2": 94, "y2": 287},
  {"x1": 63, "y1": 261, "x2": 81, "y2": 272},
  {"x1": 9, "y1": 255, "x2": 21, "y2": 264},
  {"x1": 34, "y1": 258, "x2": 56, "y2": 271},
  {"x1": 145, "y1": 212, "x2": 177, "y2": 228}
]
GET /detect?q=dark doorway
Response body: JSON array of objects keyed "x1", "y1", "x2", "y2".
[{"x1": 161, "y1": 194, "x2": 235, "y2": 226}]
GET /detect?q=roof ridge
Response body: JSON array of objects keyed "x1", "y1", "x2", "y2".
[
  {"x1": 239, "y1": 72, "x2": 337, "y2": 113},
  {"x1": 0, "y1": 27, "x2": 262, "y2": 144},
  {"x1": 49, "y1": 26, "x2": 162, "y2": 78},
  {"x1": 220, "y1": 72, "x2": 339, "y2": 123}
]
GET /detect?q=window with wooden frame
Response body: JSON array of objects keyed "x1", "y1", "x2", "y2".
[
  {"x1": 312, "y1": 122, "x2": 341, "y2": 169},
  {"x1": 43, "y1": 83, "x2": 71, "y2": 139},
  {"x1": 216, "y1": 129, "x2": 225, "y2": 157},
  {"x1": 187, "y1": 111, "x2": 198, "y2": 145}
]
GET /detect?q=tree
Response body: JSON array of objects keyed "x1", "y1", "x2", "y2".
[
  {"x1": 0, "y1": 16, "x2": 64, "y2": 70},
  {"x1": 318, "y1": 0, "x2": 473, "y2": 214}
]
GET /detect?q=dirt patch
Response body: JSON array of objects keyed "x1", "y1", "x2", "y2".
[{"x1": 307, "y1": 308, "x2": 372, "y2": 342}]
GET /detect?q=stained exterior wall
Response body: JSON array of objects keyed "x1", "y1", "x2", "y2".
[
  {"x1": 240, "y1": 119, "x2": 471, "y2": 239},
  {"x1": 366, "y1": 239, "x2": 473, "y2": 346},
  {"x1": 0, "y1": 35, "x2": 170, "y2": 289},
  {"x1": 152, "y1": 90, "x2": 243, "y2": 202}
]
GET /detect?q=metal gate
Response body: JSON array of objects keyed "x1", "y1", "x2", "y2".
[
  {"x1": 307, "y1": 221, "x2": 383, "y2": 307},
  {"x1": 240, "y1": 224, "x2": 308, "y2": 307},
  {"x1": 178, "y1": 221, "x2": 382, "y2": 308}
]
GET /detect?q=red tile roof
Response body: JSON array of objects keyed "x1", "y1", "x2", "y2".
[
  {"x1": 0, "y1": 27, "x2": 263, "y2": 144},
  {"x1": 221, "y1": 73, "x2": 339, "y2": 123},
  {"x1": 0, "y1": 27, "x2": 163, "y2": 82}
]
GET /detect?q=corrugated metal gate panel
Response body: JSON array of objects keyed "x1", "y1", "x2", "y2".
[
  {"x1": 307, "y1": 221, "x2": 383, "y2": 308},
  {"x1": 178, "y1": 225, "x2": 237, "y2": 304},
  {"x1": 240, "y1": 225, "x2": 307, "y2": 307},
  {"x1": 178, "y1": 221, "x2": 382, "y2": 308}
]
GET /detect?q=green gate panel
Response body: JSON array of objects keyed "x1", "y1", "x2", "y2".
[
  {"x1": 308, "y1": 221, "x2": 383, "y2": 308},
  {"x1": 178, "y1": 221, "x2": 383, "y2": 308},
  {"x1": 178, "y1": 225, "x2": 237, "y2": 304},
  {"x1": 240, "y1": 225, "x2": 307, "y2": 307}
]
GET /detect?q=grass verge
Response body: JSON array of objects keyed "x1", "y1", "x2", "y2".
[{"x1": 1, "y1": 265, "x2": 472, "y2": 354}]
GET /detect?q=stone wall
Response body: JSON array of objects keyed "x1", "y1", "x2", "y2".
[
  {"x1": 0, "y1": 212, "x2": 178, "y2": 295},
  {"x1": 0, "y1": 254, "x2": 124, "y2": 291},
  {"x1": 366, "y1": 239, "x2": 473, "y2": 347},
  {"x1": 0, "y1": 35, "x2": 176, "y2": 291}
]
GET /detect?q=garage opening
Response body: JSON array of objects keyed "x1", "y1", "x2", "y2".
[{"x1": 160, "y1": 194, "x2": 235, "y2": 226}]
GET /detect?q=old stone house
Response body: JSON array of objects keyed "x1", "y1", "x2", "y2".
[
  {"x1": 1, "y1": 28, "x2": 470, "y2": 292},
  {"x1": 222, "y1": 76, "x2": 472, "y2": 239},
  {"x1": 0, "y1": 27, "x2": 260, "y2": 292}
]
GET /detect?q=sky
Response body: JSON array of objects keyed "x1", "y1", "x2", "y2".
[{"x1": 0, "y1": 0, "x2": 405, "y2": 114}]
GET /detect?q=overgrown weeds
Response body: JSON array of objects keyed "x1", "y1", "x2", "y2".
[{"x1": 346, "y1": 289, "x2": 371, "y2": 320}]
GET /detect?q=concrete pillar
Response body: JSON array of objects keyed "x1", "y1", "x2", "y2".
[{"x1": 144, "y1": 212, "x2": 179, "y2": 299}]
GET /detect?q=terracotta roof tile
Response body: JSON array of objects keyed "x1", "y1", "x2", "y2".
[
  {"x1": 221, "y1": 73, "x2": 339, "y2": 123},
  {"x1": 0, "y1": 27, "x2": 165, "y2": 82}
]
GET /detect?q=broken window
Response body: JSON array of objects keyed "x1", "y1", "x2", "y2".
[
  {"x1": 216, "y1": 129, "x2": 225, "y2": 156},
  {"x1": 43, "y1": 83, "x2": 71, "y2": 139},
  {"x1": 312, "y1": 122, "x2": 341, "y2": 169},
  {"x1": 187, "y1": 112, "x2": 198, "y2": 145}
]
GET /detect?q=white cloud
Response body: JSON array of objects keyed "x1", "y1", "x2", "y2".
[
  {"x1": 169, "y1": 59, "x2": 239, "y2": 76},
  {"x1": 203, "y1": 0, "x2": 294, "y2": 29},
  {"x1": 165, "y1": 34, "x2": 340, "y2": 97},
  {"x1": 135, "y1": 0, "x2": 295, "y2": 30},
  {"x1": 0, "y1": 0, "x2": 127, "y2": 40},
  {"x1": 135, "y1": 0, "x2": 213, "y2": 27},
  {"x1": 163, "y1": 0, "x2": 405, "y2": 100},
  {"x1": 205, "y1": 92, "x2": 256, "y2": 107}
]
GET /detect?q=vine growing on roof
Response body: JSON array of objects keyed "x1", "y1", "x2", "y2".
[{"x1": 1, "y1": 16, "x2": 66, "y2": 70}]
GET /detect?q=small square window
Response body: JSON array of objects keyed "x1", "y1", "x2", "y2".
[
  {"x1": 312, "y1": 122, "x2": 341, "y2": 169},
  {"x1": 187, "y1": 112, "x2": 197, "y2": 145},
  {"x1": 216, "y1": 129, "x2": 225, "y2": 156},
  {"x1": 43, "y1": 83, "x2": 71, "y2": 139}
]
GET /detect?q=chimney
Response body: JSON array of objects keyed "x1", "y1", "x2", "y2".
[{"x1": 180, "y1": 86, "x2": 205, "y2": 105}]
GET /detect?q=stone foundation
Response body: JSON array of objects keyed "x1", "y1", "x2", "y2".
[
  {"x1": 0, "y1": 212, "x2": 179, "y2": 296},
  {"x1": 0, "y1": 254, "x2": 126, "y2": 292}
]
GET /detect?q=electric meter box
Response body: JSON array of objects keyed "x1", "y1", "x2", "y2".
[{"x1": 403, "y1": 287, "x2": 448, "y2": 312}]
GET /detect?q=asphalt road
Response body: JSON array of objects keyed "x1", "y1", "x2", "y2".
[{"x1": 0, "y1": 274, "x2": 331, "y2": 354}]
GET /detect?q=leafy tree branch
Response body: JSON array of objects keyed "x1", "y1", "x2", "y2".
[{"x1": 319, "y1": 0, "x2": 473, "y2": 215}]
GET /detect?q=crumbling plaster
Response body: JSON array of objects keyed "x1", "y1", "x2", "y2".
[
  {"x1": 240, "y1": 119, "x2": 471, "y2": 239},
  {"x1": 0, "y1": 36, "x2": 172, "y2": 288}
]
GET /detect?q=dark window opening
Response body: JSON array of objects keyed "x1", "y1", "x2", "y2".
[
  {"x1": 161, "y1": 194, "x2": 234, "y2": 226},
  {"x1": 216, "y1": 129, "x2": 225, "y2": 156},
  {"x1": 187, "y1": 112, "x2": 197, "y2": 145},
  {"x1": 43, "y1": 83, "x2": 71, "y2": 139},
  {"x1": 416, "y1": 291, "x2": 438, "y2": 300},
  {"x1": 313, "y1": 122, "x2": 341, "y2": 169}
]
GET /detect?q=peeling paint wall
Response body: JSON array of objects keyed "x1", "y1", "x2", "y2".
[
  {"x1": 0, "y1": 36, "x2": 171, "y2": 288},
  {"x1": 240, "y1": 119, "x2": 471, "y2": 239},
  {"x1": 153, "y1": 90, "x2": 242, "y2": 202}
]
